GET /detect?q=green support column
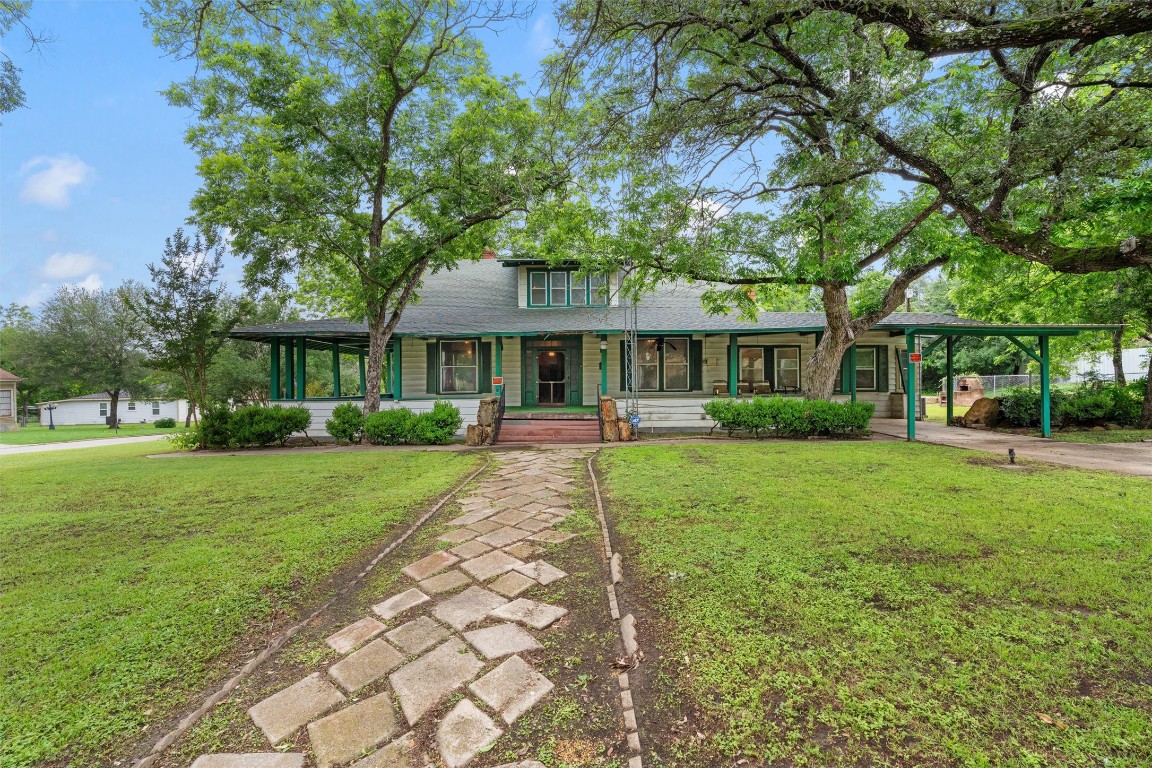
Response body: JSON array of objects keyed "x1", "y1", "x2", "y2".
[
  {"x1": 494, "y1": 337, "x2": 504, "y2": 396},
  {"x1": 599, "y1": 334, "x2": 608, "y2": 395},
  {"x1": 905, "y1": 331, "x2": 916, "y2": 441},
  {"x1": 358, "y1": 353, "x2": 367, "y2": 396},
  {"x1": 331, "y1": 346, "x2": 341, "y2": 398},
  {"x1": 848, "y1": 345, "x2": 857, "y2": 403},
  {"x1": 285, "y1": 342, "x2": 295, "y2": 399},
  {"x1": 270, "y1": 341, "x2": 281, "y2": 401},
  {"x1": 1040, "y1": 335, "x2": 1051, "y2": 438},
  {"x1": 945, "y1": 337, "x2": 955, "y2": 425},
  {"x1": 298, "y1": 339, "x2": 308, "y2": 397},
  {"x1": 393, "y1": 344, "x2": 402, "y2": 400},
  {"x1": 728, "y1": 333, "x2": 739, "y2": 397}
]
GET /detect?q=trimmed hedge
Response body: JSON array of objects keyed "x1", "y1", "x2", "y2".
[
  {"x1": 704, "y1": 396, "x2": 875, "y2": 438},
  {"x1": 364, "y1": 401, "x2": 462, "y2": 446},
  {"x1": 325, "y1": 402, "x2": 366, "y2": 444},
  {"x1": 199, "y1": 404, "x2": 312, "y2": 448}
]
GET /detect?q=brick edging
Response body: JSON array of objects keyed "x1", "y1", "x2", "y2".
[
  {"x1": 131, "y1": 455, "x2": 494, "y2": 768},
  {"x1": 586, "y1": 454, "x2": 645, "y2": 768}
]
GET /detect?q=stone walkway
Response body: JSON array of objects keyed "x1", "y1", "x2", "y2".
[{"x1": 190, "y1": 449, "x2": 592, "y2": 768}]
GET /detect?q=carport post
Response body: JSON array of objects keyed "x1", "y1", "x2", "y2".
[
  {"x1": 945, "y1": 337, "x2": 954, "y2": 424},
  {"x1": 331, "y1": 346, "x2": 341, "y2": 398},
  {"x1": 1040, "y1": 335, "x2": 1051, "y2": 438},
  {"x1": 905, "y1": 331, "x2": 916, "y2": 441},
  {"x1": 270, "y1": 341, "x2": 281, "y2": 401}
]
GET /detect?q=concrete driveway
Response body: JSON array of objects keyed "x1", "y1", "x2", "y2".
[
  {"x1": 870, "y1": 418, "x2": 1152, "y2": 477},
  {"x1": 0, "y1": 433, "x2": 170, "y2": 456}
]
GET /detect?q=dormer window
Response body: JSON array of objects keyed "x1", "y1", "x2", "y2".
[{"x1": 528, "y1": 269, "x2": 608, "y2": 307}]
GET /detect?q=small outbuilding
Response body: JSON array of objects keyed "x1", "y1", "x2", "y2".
[
  {"x1": 36, "y1": 391, "x2": 189, "y2": 426},
  {"x1": 0, "y1": 367, "x2": 21, "y2": 431}
]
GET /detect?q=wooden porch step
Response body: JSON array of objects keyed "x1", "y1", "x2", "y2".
[{"x1": 496, "y1": 418, "x2": 601, "y2": 444}]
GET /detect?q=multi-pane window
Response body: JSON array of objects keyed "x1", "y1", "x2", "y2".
[
  {"x1": 739, "y1": 348, "x2": 766, "y2": 384},
  {"x1": 0, "y1": 389, "x2": 12, "y2": 417},
  {"x1": 152, "y1": 401, "x2": 161, "y2": 415},
  {"x1": 527, "y1": 270, "x2": 608, "y2": 307},
  {"x1": 99, "y1": 402, "x2": 108, "y2": 416},
  {"x1": 637, "y1": 339, "x2": 660, "y2": 391},
  {"x1": 775, "y1": 348, "x2": 800, "y2": 390},
  {"x1": 440, "y1": 340, "x2": 479, "y2": 394},
  {"x1": 664, "y1": 339, "x2": 689, "y2": 390},
  {"x1": 128, "y1": 401, "x2": 136, "y2": 411},
  {"x1": 856, "y1": 348, "x2": 878, "y2": 390},
  {"x1": 636, "y1": 337, "x2": 690, "y2": 391}
]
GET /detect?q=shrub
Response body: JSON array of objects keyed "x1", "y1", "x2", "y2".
[
  {"x1": 998, "y1": 382, "x2": 1140, "y2": 428},
  {"x1": 364, "y1": 408, "x2": 416, "y2": 445},
  {"x1": 199, "y1": 405, "x2": 234, "y2": 449},
  {"x1": 220, "y1": 404, "x2": 311, "y2": 448},
  {"x1": 166, "y1": 428, "x2": 201, "y2": 450},
  {"x1": 326, "y1": 402, "x2": 365, "y2": 444},
  {"x1": 703, "y1": 396, "x2": 874, "y2": 438},
  {"x1": 411, "y1": 400, "x2": 462, "y2": 445},
  {"x1": 153, "y1": 417, "x2": 177, "y2": 428}
]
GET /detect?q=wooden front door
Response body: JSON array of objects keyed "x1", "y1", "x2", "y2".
[{"x1": 522, "y1": 337, "x2": 582, "y2": 407}]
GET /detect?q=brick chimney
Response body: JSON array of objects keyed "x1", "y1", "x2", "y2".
[{"x1": 481, "y1": 248, "x2": 497, "y2": 260}]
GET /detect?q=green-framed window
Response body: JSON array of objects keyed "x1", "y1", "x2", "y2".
[
  {"x1": 730, "y1": 344, "x2": 802, "y2": 392},
  {"x1": 528, "y1": 269, "x2": 608, "y2": 307},
  {"x1": 622, "y1": 337, "x2": 703, "y2": 392},
  {"x1": 835, "y1": 345, "x2": 890, "y2": 393},
  {"x1": 425, "y1": 339, "x2": 493, "y2": 396}
]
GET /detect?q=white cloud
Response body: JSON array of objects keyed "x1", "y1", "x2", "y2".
[
  {"x1": 40, "y1": 251, "x2": 99, "y2": 280},
  {"x1": 73, "y1": 273, "x2": 103, "y2": 292},
  {"x1": 19, "y1": 154, "x2": 95, "y2": 209},
  {"x1": 17, "y1": 283, "x2": 54, "y2": 307},
  {"x1": 530, "y1": 15, "x2": 555, "y2": 54}
]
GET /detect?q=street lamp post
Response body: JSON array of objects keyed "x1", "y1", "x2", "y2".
[{"x1": 45, "y1": 403, "x2": 57, "y2": 430}]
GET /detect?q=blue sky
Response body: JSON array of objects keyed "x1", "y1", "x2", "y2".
[{"x1": 0, "y1": 0, "x2": 556, "y2": 308}]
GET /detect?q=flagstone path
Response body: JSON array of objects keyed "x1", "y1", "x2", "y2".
[{"x1": 190, "y1": 449, "x2": 596, "y2": 768}]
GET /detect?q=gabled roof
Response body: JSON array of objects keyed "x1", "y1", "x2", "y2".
[
  {"x1": 232, "y1": 259, "x2": 1119, "y2": 342},
  {"x1": 35, "y1": 391, "x2": 176, "y2": 405},
  {"x1": 0, "y1": 367, "x2": 22, "y2": 382}
]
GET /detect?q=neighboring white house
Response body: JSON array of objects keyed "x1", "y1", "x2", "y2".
[
  {"x1": 1070, "y1": 347, "x2": 1150, "y2": 383},
  {"x1": 36, "y1": 391, "x2": 189, "y2": 426}
]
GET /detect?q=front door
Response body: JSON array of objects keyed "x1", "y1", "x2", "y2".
[{"x1": 537, "y1": 350, "x2": 567, "y2": 405}]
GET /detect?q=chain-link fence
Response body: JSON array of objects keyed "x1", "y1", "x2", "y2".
[{"x1": 978, "y1": 374, "x2": 1072, "y2": 395}]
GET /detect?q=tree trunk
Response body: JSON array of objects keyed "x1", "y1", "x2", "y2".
[
  {"x1": 1141, "y1": 344, "x2": 1152, "y2": 429},
  {"x1": 804, "y1": 285, "x2": 854, "y2": 400},
  {"x1": 1112, "y1": 328, "x2": 1126, "y2": 385},
  {"x1": 364, "y1": 305, "x2": 388, "y2": 414},
  {"x1": 108, "y1": 391, "x2": 120, "y2": 428}
]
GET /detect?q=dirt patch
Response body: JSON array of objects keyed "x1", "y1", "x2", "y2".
[{"x1": 964, "y1": 455, "x2": 1045, "y2": 472}]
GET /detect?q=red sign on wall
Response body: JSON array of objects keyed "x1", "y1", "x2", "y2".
[
  {"x1": 909, "y1": 353, "x2": 922, "y2": 363},
  {"x1": 492, "y1": 376, "x2": 503, "y2": 386}
]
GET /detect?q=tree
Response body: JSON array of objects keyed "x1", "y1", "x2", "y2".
[
  {"x1": 207, "y1": 295, "x2": 300, "y2": 406},
  {"x1": 123, "y1": 227, "x2": 238, "y2": 428},
  {"x1": 37, "y1": 287, "x2": 150, "y2": 427},
  {"x1": 548, "y1": 1, "x2": 1152, "y2": 397},
  {"x1": 0, "y1": 0, "x2": 49, "y2": 119},
  {"x1": 147, "y1": 0, "x2": 563, "y2": 412}
]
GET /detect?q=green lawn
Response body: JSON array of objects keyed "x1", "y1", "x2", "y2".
[
  {"x1": 600, "y1": 443, "x2": 1152, "y2": 767},
  {"x1": 0, "y1": 443, "x2": 479, "y2": 767},
  {"x1": 0, "y1": 423, "x2": 177, "y2": 445},
  {"x1": 1048, "y1": 429, "x2": 1152, "y2": 444}
]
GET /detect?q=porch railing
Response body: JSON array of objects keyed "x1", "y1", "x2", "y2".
[
  {"x1": 491, "y1": 387, "x2": 507, "y2": 445},
  {"x1": 596, "y1": 385, "x2": 605, "y2": 442}
]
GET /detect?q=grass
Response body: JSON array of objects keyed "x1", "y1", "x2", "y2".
[
  {"x1": 1048, "y1": 429, "x2": 1152, "y2": 444},
  {"x1": 599, "y1": 443, "x2": 1152, "y2": 767},
  {"x1": 923, "y1": 402, "x2": 968, "y2": 423},
  {"x1": 0, "y1": 442, "x2": 480, "y2": 768},
  {"x1": 0, "y1": 423, "x2": 177, "y2": 445}
]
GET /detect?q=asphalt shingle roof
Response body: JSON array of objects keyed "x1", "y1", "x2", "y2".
[{"x1": 233, "y1": 260, "x2": 982, "y2": 341}]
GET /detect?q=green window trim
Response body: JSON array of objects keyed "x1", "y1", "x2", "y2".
[
  {"x1": 425, "y1": 339, "x2": 493, "y2": 396},
  {"x1": 527, "y1": 269, "x2": 609, "y2": 308},
  {"x1": 728, "y1": 344, "x2": 801, "y2": 392},
  {"x1": 835, "y1": 344, "x2": 890, "y2": 393},
  {"x1": 620, "y1": 337, "x2": 703, "y2": 393}
]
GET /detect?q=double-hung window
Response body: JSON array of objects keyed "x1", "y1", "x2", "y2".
[
  {"x1": 0, "y1": 389, "x2": 12, "y2": 417},
  {"x1": 440, "y1": 340, "x2": 479, "y2": 394},
  {"x1": 152, "y1": 401, "x2": 161, "y2": 415},
  {"x1": 775, "y1": 347, "x2": 800, "y2": 390},
  {"x1": 99, "y1": 402, "x2": 108, "y2": 417},
  {"x1": 128, "y1": 401, "x2": 136, "y2": 411},
  {"x1": 528, "y1": 270, "x2": 608, "y2": 307},
  {"x1": 636, "y1": 337, "x2": 690, "y2": 391},
  {"x1": 856, "y1": 347, "x2": 878, "y2": 390}
]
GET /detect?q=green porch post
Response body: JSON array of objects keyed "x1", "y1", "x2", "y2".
[
  {"x1": 392, "y1": 343, "x2": 402, "y2": 400},
  {"x1": 945, "y1": 337, "x2": 955, "y2": 425},
  {"x1": 284, "y1": 341, "x2": 295, "y2": 399},
  {"x1": 270, "y1": 341, "x2": 281, "y2": 401},
  {"x1": 358, "y1": 353, "x2": 367, "y2": 396},
  {"x1": 905, "y1": 331, "x2": 916, "y2": 441},
  {"x1": 728, "y1": 333, "x2": 739, "y2": 397},
  {"x1": 494, "y1": 337, "x2": 503, "y2": 396},
  {"x1": 599, "y1": 334, "x2": 608, "y2": 394},
  {"x1": 848, "y1": 344, "x2": 857, "y2": 403},
  {"x1": 295, "y1": 337, "x2": 307, "y2": 400},
  {"x1": 331, "y1": 346, "x2": 341, "y2": 398},
  {"x1": 1040, "y1": 335, "x2": 1051, "y2": 438}
]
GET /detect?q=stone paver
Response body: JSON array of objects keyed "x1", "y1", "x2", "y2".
[
  {"x1": 388, "y1": 638, "x2": 485, "y2": 724},
  {"x1": 516, "y1": 517, "x2": 552, "y2": 532},
  {"x1": 402, "y1": 550, "x2": 459, "y2": 581},
  {"x1": 433, "y1": 586, "x2": 510, "y2": 630},
  {"x1": 493, "y1": 762, "x2": 548, "y2": 768},
  {"x1": 529, "y1": 530, "x2": 577, "y2": 544},
  {"x1": 247, "y1": 673, "x2": 346, "y2": 744},
  {"x1": 450, "y1": 539, "x2": 493, "y2": 559},
  {"x1": 325, "y1": 617, "x2": 386, "y2": 654},
  {"x1": 306, "y1": 692, "x2": 400, "y2": 768},
  {"x1": 190, "y1": 756, "x2": 305, "y2": 768},
  {"x1": 503, "y1": 542, "x2": 544, "y2": 560},
  {"x1": 447, "y1": 511, "x2": 492, "y2": 526},
  {"x1": 464, "y1": 622, "x2": 543, "y2": 659},
  {"x1": 459, "y1": 550, "x2": 524, "y2": 581},
  {"x1": 439, "y1": 527, "x2": 480, "y2": 544},
  {"x1": 489, "y1": 571, "x2": 537, "y2": 598},
  {"x1": 476, "y1": 526, "x2": 531, "y2": 548},
  {"x1": 372, "y1": 588, "x2": 430, "y2": 620},
  {"x1": 514, "y1": 560, "x2": 567, "y2": 586},
  {"x1": 436, "y1": 699, "x2": 503, "y2": 768},
  {"x1": 490, "y1": 598, "x2": 568, "y2": 630},
  {"x1": 419, "y1": 569, "x2": 472, "y2": 595},
  {"x1": 467, "y1": 519, "x2": 503, "y2": 534},
  {"x1": 327, "y1": 639, "x2": 404, "y2": 692},
  {"x1": 490, "y1": 509, "x2": 533, "y2": 526},
  {"x1": 469, "y1": 655, "x2": 555, "y2": 725},
  {"x1": 385, "y1": 616, "x2": 451, "y2": 655},
  {"x1": 349, "y1": 732, "x2": 421, "y2": 768}
]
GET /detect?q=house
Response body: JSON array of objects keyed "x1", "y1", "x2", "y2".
[
  {"x1": 36, "y1": 392, "x2": 189, "y2": 426},
  {"x1": 230, "y1": 255, "x2": 1116, "y2": 441},
  {"x1": 1070, "y1": 346, "x2": 1150, "y2": 383},
  {"x1": 0, "y1": 368, "x2": 21, "y2": 431}
]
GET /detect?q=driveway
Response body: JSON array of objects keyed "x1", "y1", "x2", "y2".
[
  {"x1": 870, "y1": 418, "x2": 1152, "y2": 477},
  {"x1": 0, "y1": 434, "x2": 170, "y2": 456}
]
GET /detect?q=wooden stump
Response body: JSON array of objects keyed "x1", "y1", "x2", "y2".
[
  {"x1": 465, "y1": 424, "x2": 494, "y2": 446},
  {"x1": 602, "y1": 418, "x2": 620, "y2": 442},
  {"x1": 476, "y1": 396, "x2": 500, "y2": 427},
  {"x1": 599, "y1": 396, "x2": 619, "y2": 423},
  {"x1": 617, "y1": 418, "x2": 633, "y2": 441}
]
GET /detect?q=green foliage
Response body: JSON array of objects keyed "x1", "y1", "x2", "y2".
[
  {"x1": 325, "y1": 402, "x2": 365, "y2": 444},
  {"x1": 166, "y1": 428, "x2": 201, "y2": 450},
  {"x1": 227, "y1": 404, "x2": 311, "y2": 448},
  {"x1": 363, "y1": 401, "x2": 461, "y2": 445},
  {"x1": 363, "y1": 408, "x2": 416, "y2": 446},
  {"x1": 198, "y1": 405, "x2": 233, "y2": 449},
  {"x1": 153, "y1": 417, "x2": 177, "y2": 428},
  {"x1": 703, "y1": 397, "x2": 874, "y2": 438},
  {"x1": 997, "y1": 382, "x2": 1142, "y2": 428}
]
